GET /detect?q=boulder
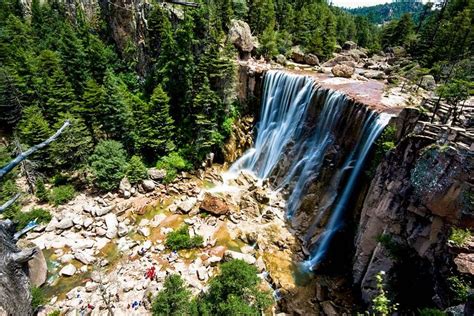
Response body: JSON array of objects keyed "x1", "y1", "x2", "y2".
[
  {"x1": 254, "y1": 189, "x2": 270, "y2": 204},
  {"x1": 104, "y1": 213, "x2": 118, "y2": 239},
  {"x1": 119, "y1": 177, "x2": 131, "y2": 194},
  {"x1": 362, "y1": 70, "x2": 386, "y2": 80},
  {"x1": 290, "y1": 46, "x2": 305, "y2": 63},
  {"x1": 342, "y1": 41, "x2": 357, "y2": 50},
  {"x1": 224, "y1": 250, "x2": 256, "y2": 265},
  {"x1": 141, "y1": 180, "x2": 156, "y2": 192},
  {"x1": 94, "y1": 206, "x2": 114, "y2": 217},
  {"x1": 200, "y1": 193, "x2": 230, "y2": 216},
  {"x1": 304, "y1": 53, "x2": 319, "y2": 66},
  {"x1": 118, "y1": 223, "x2": 128, "y2": 237},
  {"x1": 420, "y1": 75, "x2": 436, "y2": 91},
  {"x1": 331, "y1": 64, "x2": 354, "y2": 78},
  {"x1": 74, "y1": 251, "x2": 95, "y2": 265},
  {"x1": 28, "y1": 246, "x2": 47, "y2": 286},
  {"x1": 59, "y1": 264, "x2": 76, "y2": 277},
  {"x1": 148, "y1": 168, "x2": 166, "y2": 181},
  {"x1": 322, "y1": 54, "x2": 355, "y2": 67},
  {"x1": 275, "y1": 54, "x2": 287, "y2": 66},
  {"x1": 178, "y1": 197, "x2": 197, "y2": 213},
  {"x1": 228, "y1": 20, "x2": 254, "y2": 53},
  {"x1": 348, "y1": 49, "x2": 368, "y2": 61}
]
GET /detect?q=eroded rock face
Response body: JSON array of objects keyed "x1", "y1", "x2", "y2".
[{"x1": 353, "y1": 136, "x2": 472, "y2": 307}]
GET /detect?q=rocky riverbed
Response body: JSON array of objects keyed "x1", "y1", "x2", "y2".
[{"x1": 19, "y1": 166, "x2": 315, "y2": 315}]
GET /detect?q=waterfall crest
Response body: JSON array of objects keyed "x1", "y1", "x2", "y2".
[{"x1": 230, "y1": 70, "x2": 391, "y2": 268}]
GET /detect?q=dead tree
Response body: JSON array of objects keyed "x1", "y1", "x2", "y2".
[{"x1": 0, "y1": 120, "x2": 69, "y2": 315}]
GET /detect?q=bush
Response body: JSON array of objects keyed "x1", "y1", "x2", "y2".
[
  {"x1": 152, "y1": 274, "x2": 191, "y2": 316},
  {"x1": 165, "y1": 225, "x2": 203, "y2": 251},
  {"x1": 448, "y1": 276, "x2": 470, "y2": 303},
  {"x1": 89, "y1": 140, "x2": 128, "y2": 191},
  {"x1": 156, "y1": 152, "x2": 190, "y2": 183},
  {"x1": 14, "y1": 208, "x2": 52, "y2": 230},
  {"x1": 126, "y1": 155, "x2": 148, "y2": 184},
  {"x1": 31, "y1": 286, "x2": 45, "y2": 309},
  {"x1": 371, "y1": 271, "x2": 398, "y2": 315},
  {"x1": 418, "y1": 308, "x2": 447, "y2": 316},
  {"x1": 35, "y1": 178, "x2": 49, "y2": 203},
  {"x1": 49, "y1": 184, "x2": 75, "y2": 206},
  {"x1": 449, "y1": 227, "x2": 471, "y2": 247},
  {"x1": 201, "y1": 259, "x2": 273, "y2": 315}
]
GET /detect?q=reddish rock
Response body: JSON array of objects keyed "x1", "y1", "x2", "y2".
[
  {"x1": 200, "y1": 193, "x2": 230, "y2": 215},
  {"x1": 331, "y1": 64, "x2": 354, "y2": 78}
]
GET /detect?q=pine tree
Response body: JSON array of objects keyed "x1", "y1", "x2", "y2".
[
  {"x1": 81, "y1": 78, "x2": 107, "y2": 140},
  {"x1": 35, "y1": 178, "x2": 49, "y2": 203},
  {"x1": 136, "y1": 85, "x2": 175, "y2": 160},
  {"x1": 49, "y1": 113, "x2": 94, "y2": 171},
  {"x1": 89, "y1": 140, "x2": 128, "y2": 191},
  {"x1": 126, "y1": 155, "x2": 148, "y2": 184}
]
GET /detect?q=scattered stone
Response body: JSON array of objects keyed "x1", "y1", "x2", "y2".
[
  {"x1": 104, "y1": 213, "x2": 118, "y2": 239},
  {"x1": 56, "y1": 218, "x2": 74, "y2": 230},
  {"x1": 148, "y1": 168, "x2": 166, "y2": 181},
  {"x1": 224, "y1": 250, "x2": 256, "y2": 265},
  {"x1": 200, "y1": 193, "x2": 230, "y2": 216},
  {"x1": 28, "y1": 246, "x2": 47, "y2": 286},
  {"x1": 95, "y1": 206, "x2": 114, "y2": 217},
  {"x1": 85, "y1": 281, "x2": 98, "y2": 292},
  {"x1": 141, "y1": 180, "x2": 156, "y2": 192},
  {"x1": 197, "y1": 267, "x2": 208, "y2": 281},
  {"x1": 74, "y1": 251, "x2": 95, "y2": 265},
  {"x1": 331, "y1": 64, "x2": 354, "y2": 78},
  {"x1": 118, "y1": 223, "x2": 128, "y2": 237},
  {"x1": 454, "y1": 253, "x2": 474, "y2": 275},
  {"x1": 178, "y1": 197, "x2": 197, "y2": 213},
  {"x1": 362, "y1": 70, "x2": 386, "y2": 80},
  {"x1": 59, "y1": 264, "x2": 77, "y2": 277},
  {"x1": 138, "y1": 226, "x2": 151, "y2": 237},
  {"x1": 322, "y1": 55, "x2": 355, "y2": 67},
  {"x1": 83, "y1": 218, "x2": 93, "y2": 229},
  {"x1": 254, "y1": 189, "x2": 270, "y2": 204},
  {"x1": 119, "y1": 177, "x2": 132, "y2": 197}
]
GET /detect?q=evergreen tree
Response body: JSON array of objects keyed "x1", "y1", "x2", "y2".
[
  {"x1": 35, "y1": 178, "x2": 49, "y2": 203},
  {"x1": 258, "y1": 25, "x2": 278, "y2": 60},
  {"x1": 81, "y1": 78, "x2": 107, "y2": 140},
  {"x1": 89, "y1": 140, "x2": 128, "y2": 191},
  {"x1": 49, "y1": 114, "x2": 94, "y2": 171},
  {"x1": 136, "y1": 85, "x2": 175, "y2": 160},
  {"x1": 126, "y1": 155, "x2": 148, "y2": 184}
]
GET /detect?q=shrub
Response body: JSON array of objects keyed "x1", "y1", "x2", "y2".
[
  {"x1": 49, "y1": 184, "x2": 75, "y2": 206},
  {"x1": 152, "y1": 274, "x2": 191, "y2": 316},
  {"x1": 449, "y1": 227, "x2": 471, "y2": 247},
  {"x1": 371, "y1": 271, "x2": 398, "y2": 315},
  {"x1": 89, "y1": 140, "x2": 128, "y2": 191},
  {"x1": 14, "y1": 208, "x2": 52, "y2": 230},
  {"x1": 47, "y1": 311, "x2": 61, "y2": 316},
  {"x1": 448, "y1": 276, "x2": 470, "y2": 303},
  {"x1": 156, "y1": 152, "x2": 190, "y2": 183},
  {"x1": 126, "y1": 155, "x2": 148, "y2": 184},
  {"x1": 35, "y1": 178, "x2": 49, "y2": 203},
  {"x1": 202, "y1": 259, "x2": 273, "y2": 315},
  {"x1": 31, "y1": 286, "x2": 45, "y2": 309},
  {"x1": 165, "y1": 225, "x2": 203, "y2": 251}
]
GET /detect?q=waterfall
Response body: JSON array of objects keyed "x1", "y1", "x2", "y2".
[{"x1": 230, "y1": 70, "x2": 391, "y2": 269}]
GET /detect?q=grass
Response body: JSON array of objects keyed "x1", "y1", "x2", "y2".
[
  {"x1": 14, "y1": 208, "x2": 52, "y2": 230},
  {"x1": 49, "y1": 184, "x2": 76, "y2": 206}
]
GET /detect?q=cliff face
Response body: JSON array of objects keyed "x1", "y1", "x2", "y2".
[{"x1": 353, "y1": 109, "x2": 473, "y2": 309}]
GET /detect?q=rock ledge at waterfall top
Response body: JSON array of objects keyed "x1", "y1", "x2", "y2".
[{"x1": 239, "y1": 58, "x2": 426, "y2": 114}]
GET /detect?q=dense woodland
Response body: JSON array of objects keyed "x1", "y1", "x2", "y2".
[{"x1": 0, "y1": 0, "x2": 472, "y2": 217}]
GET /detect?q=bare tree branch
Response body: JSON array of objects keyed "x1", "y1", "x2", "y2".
[
  {"x1": 0, "y1": 193, "x2": 20, "y2": 213},
  {"x1": 0, "y1": 120, "x2": 70, "y2": 180}
]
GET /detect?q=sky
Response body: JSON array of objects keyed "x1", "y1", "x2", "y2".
[{"x1": 330, "y1": 0, "x2": 431, "y2": 9}]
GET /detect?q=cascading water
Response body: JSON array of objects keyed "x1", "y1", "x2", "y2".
[{"x1": 230, "y1": 70, "x2": 391, "y2": 269}]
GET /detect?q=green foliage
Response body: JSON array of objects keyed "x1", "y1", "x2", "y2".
[
  {"x1": 258, "y1": 25, "x2": 278, "y2": 60},
  {"x1": 372, "y1": 271, "x2": 398, "y2": 315},
  {"x1": 448, "y1": 276, "x2": 470, "y2": 303},
  {"x1": 165, "y1": 225, "x2": 203, "y2": 251},
  {"x1": 49, "y1": 184, "x2": 75, "y2": 206},
  {"x1": 14, "y1": 207, "x2": 52, "y2": 230},
  {"x1": 152, "y1": 274, "x2": 191, "y2": 316},
  {"x1": 31, "y1": 286, "x2": 46, "y2": 309},
  {"x1": 156, "y1": 152, "x2": 190, "y2": 183},
  {"x1": 35, "y1": 178, "x2": 49, "y2": 203},
  {"x1": 348, "y1": 1, "x2": 426, "y2": 24},
  {"x1": 126, "y1": 155, "x2": 148, "y2": 184},
  {"x1": 89, "y1": 140, "x2": 128, "y2": 191},
  {"x1": 449, "y1": 227, "x2": 472, "y2": 247},
  {"x1": 366, "y1": 125, "x2": 397, "y2": 177},
  {"x1": 381, "y1": 13, "x2": 416, "y2": 49},
  {"x1": 200, "y1": 259, "x2": 273, "y2": 315},
  {"x1": 418, "y1": 308, "x2": 447, "y2": 316},
  {"x1": 47, "y1": 311, "x2": 61, "y2": 316}
]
